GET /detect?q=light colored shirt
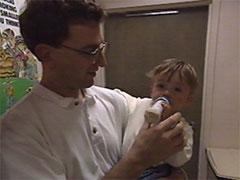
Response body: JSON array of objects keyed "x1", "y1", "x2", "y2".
[
  {"x1": 1, "y1": 84, "x2": 129, "y2": 180},
  {"x1": 0, "y1": 84, "x2": 192, "y2": 180},
  {"x1": 121, "y1": 91, "x2": 193, "y2": 167}
]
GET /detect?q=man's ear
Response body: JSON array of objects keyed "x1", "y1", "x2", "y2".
[{"x1": 34, "y1": 44, "x2": 52, "y2": 62}]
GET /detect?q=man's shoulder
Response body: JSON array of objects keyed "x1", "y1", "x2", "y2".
[
  {"x1": 87, "y1": 85, "x2": 125, "y2": 100},
  {"x1": 88, "y1": 85, "x2": 115, "y2": 93},
  {"x1": 88, "y1": 86, "x2": 152, "y2": 112},
  {"x1": 87, "y1": 86, "x2": 131, "y2": 114},
  {"x1": 0, "y1": 92, "x2": 36, "y2": 125}
]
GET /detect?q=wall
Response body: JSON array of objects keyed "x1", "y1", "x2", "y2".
[
  {"x1": 0, "y1": 0, "x2": 21, "y2": 34},
  {"x1": 15, "y1": 0, "x2": 24, "y2": 11},
  {"x1": 202, "y1": 0, "x2": 239, "y2": 149},
  {"x1": 199, "y1": 0, "x2": 240, "y2": 179},
  {"x1": 100, "y1": 0, "x2": 211, "y2": 10}
]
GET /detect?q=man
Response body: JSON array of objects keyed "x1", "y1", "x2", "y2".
[{"x1": 0, "y1": 1, "x2": 185, "y2": 179}]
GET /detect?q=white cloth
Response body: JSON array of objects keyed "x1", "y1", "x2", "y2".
[
  {"x1": 1, "y1": 84, "x2": 129, "y2": 180},
  {"x1": 122, "y1": 96, "x2": 193, "y2": 167}
]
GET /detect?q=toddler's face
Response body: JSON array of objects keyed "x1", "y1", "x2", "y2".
[{"x1": 150, "y1": 72, "x2": 193, "y2": 112}]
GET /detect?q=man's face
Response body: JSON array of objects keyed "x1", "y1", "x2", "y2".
[
  {"x1": 49, "y1": 22, "x2": 106, "y2": 89},
  {"x1": 150, "y1": 72, "x2": 193, "y2": 112}
]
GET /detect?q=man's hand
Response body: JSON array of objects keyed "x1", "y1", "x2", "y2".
[
  {"x1": 130, "y1": 112, "x2": 185, "y2": 166},
  {"x1": 161, "y1": 103, "x2": 174, "y2": 121},
  {"x1": 103, "y1": 112, "x2": 185, "y2": 179}
]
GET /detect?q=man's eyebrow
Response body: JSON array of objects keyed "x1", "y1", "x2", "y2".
[
  {"x1": 81, "y1": 44, "x2": 99, "y2": 48},
  {"x1": 81, "y1": 42, "x2": 103, "y2": 49}
]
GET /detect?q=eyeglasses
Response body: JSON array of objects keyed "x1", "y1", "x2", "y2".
[{"x1": 60, "y1": 42, "x2": 107, "y2": 57}]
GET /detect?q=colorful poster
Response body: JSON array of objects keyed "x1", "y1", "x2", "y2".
[
  {"x1": 0, "y1": 77, "x2": 35, "y2": 116},
  {"x1": 0, "y1": 0, "x2": 41, "y2": 116}
]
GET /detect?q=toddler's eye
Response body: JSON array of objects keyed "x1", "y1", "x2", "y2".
[
  {"x1": 174, "y1": 87, "x2": 182, "y2": 92},
  {"x1": 156, "y1": 83, "x2": 164, "y2": 89}
]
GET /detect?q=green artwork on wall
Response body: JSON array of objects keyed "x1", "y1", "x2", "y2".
[
  {"x1": 0, "y1": 28, "x2": 41, "y2": 118},
  {"x1": 0, "y1": 77, "x2": 35, "y2": 117}
]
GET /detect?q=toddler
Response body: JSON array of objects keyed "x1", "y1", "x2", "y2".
[{"x1": 122, "y1": 58, "x2": 199, "y2": 179}]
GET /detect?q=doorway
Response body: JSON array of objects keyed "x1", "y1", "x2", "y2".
[{"x1": 104, "y1": 6, "x2": 208, "y2": 179}]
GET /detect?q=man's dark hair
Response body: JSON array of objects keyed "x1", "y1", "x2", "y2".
[{"x1": 19, "y1": 0, "x2": 105, "y2": 54}]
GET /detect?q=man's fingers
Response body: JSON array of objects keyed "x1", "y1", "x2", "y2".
[
  {"x1": 174, "y1": 139, "x2": 185, "y2": 151},
  {"x1": 170, "y1": 122, "x2": 186, "y2": 150},
  {"x1": 158, "y1": 112, "x2": 182, "y2": 131},
  {"x1": 171, "y1": 131, "x2": 185, "y2": 147},
  {"x1": 169, "y1": 120, "x2": 184, "y2": 136},
  {"x1": 141, "y1": 121, "x2": 151, "y2": 129},
  {"x1": 161, "y1": 104, "x2": 172, "y2": 120}
]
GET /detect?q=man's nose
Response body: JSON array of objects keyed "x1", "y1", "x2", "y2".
[
  {"x1": 92, "y1": 53, "x2": 107, "y2": 67},
  {"x1": 162, "y1": 89, "x2": 171, "y2": 96}
]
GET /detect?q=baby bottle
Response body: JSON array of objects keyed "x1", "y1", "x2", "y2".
[{"x1": 144, "y1": 97, "x2": 171, "y2": 124}]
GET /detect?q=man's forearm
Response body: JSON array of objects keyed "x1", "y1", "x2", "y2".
[{"x1": 103, "y1": 152, "x2": 147, "y2": 179}]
